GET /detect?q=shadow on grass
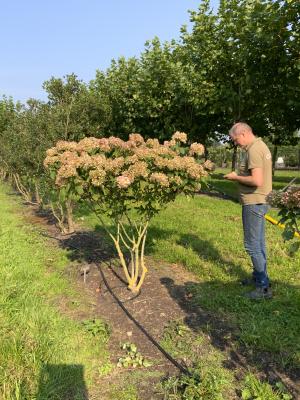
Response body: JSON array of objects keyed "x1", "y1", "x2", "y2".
[
  {"x1": 36, "y1": 364, "x2": 88, "y2": 400},
  {"x1": 60, "y1": 225, "x2": 115, "y2": 264},
  {"x1": 160, "y1": 276, "x2": 300, "y2": 396},
  {"x1": 177, "y1": 232, "x2": 247, "y2": 281}
]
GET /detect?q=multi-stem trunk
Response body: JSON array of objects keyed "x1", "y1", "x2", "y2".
[
  {"x1": 109, "y1": 220, "x2": 149, "y2": 293},
  {"x1": 65, "y1": 199, "x2": 75, "y2": 234},
  {"x1": 34, "y1": 180, "x2": 42, "y2": 206},
  {"x1": 50, "y1": 199, "x2": 75, "y2": 235},
  {"x1": 89, "y1": 203, "x2": 150, "y2": 293},
  {"x1": 13, "y1": 173, "x2": 35, "y2": 204}
]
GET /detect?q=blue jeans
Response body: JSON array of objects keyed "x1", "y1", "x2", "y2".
[{"x1": 242, "y1": 204, "x2": 269, "y2": 288}]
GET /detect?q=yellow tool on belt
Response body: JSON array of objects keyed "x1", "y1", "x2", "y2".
[{"x1": 265, "y1": 214, "x2": 300, "y2": 238}]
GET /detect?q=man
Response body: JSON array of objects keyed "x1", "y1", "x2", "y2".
[{"x1": 224, "y1": 122, "x2": 272, "y2": 300}]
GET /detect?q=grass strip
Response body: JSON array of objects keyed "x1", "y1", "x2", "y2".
[{"x1": 0, "y1": 184, "x2": 110, "y2": 400}]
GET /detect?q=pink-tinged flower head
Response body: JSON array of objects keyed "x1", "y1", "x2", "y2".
[
  {"x1": 134, "y1": 148, "x2": 156, "y2": 160},
  {"x1": 77, "y1": 137, "x2": 102, "y2": 152},
  {"x1": 150, "y1": 172, "x2": 169, "y2": 187},
  {"x1": 181, "y1": 156, "x2": 207, "y2": 179},
  {"x1": 44, "y1": 155, "x2": 59, "y2": 167},
  {"x1": 108, "y1": 136, "x2": 125, "y2": 149},
  {"x1": 203, "y1": 160, "x2": 215, "y2": 171},
  {"x1": 116, "y1": 175, "x2": 133, "y2": 189},
  {"x1": 98, "y1": 138, "x2": 111, "y2": 152},
  {"x1": 59, "y1": 151, "x2": 81, "y2": 167},
  {"x1": 146, "y1": 138, "x2": 160, "y2": 148},
  {"x1": 56, "y1": 141, "x2": 78, "y2": 152},
  {"x1": 105, "y1": 157, "x2": 125, "y2": 174},
  {"x1": 46, "y1": 147, "x2": 58, "y2": 157},
  {"x1": 154, "y1": 146, "x2": 176, "y2": 157},
  {"x1": 78, "y1": 152, "x2": 93, "y2": 169},
  {"x1": 89, "y1": 168, "x2": 106, "y2": 187},
  {"x1": 125, "y1": 154, "x2": 139, "y2": 165},
  {"x1": 55, "y1": 165, "x2": 78, "y2": 186},
  {"x1": 266, "y1": 190, "x2": 283, "y2": 208},
  {"x1": 90, "y1": 154, "x2": 106, "y2": 168},
  {"x1": 171, "y1": 131, "x2": 187, "y2": 143},
  {"x1": 281, "y1": 186, "x2": 300, "y2": 209},
  {"x1": 126, "y1": 161, "x2": 149, "y2": 179},
  {"x1": 129, "y1": 133, "x2": 144, "y2": 145},
  {"x1": 189, "y1": 142, "x2": 205, "y2": 156}
]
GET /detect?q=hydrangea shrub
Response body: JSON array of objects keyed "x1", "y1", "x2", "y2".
[
  {"x1": 267, "y1": 186, "x2": 300, "y2": 249},
  {"x1": 44, "y1": 132, "x2": 213, "y2": 292}
]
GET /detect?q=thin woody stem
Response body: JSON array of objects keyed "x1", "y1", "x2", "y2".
[
  {"x1": 119, "y1": 220, "x2": 135, "y2": 245},
  {"x1": 50, "y1": 202, "x2": 67, "y2": 234},
  {"x1": 13, "y1": 174, "x2": 35, "y2": 204},
  {"x1": 133, "y1": 222, "x2": 148, "y2": 284},
  {"x1": 86, "y1": 201, "x2": 133, "y2": 284},
  {"x1": 130, "y1": 250, "x2": 135, "y2": 279},
  {"x1": 135, "y1": 227, "x2": 148, "y2": 292},
  {"x1": 125, "y1": 212, "x2": 137, "y2": 234},
  {"x1": 118, "y1": 231, "x2": 132, "y2": 251},
  {"x1": 109, "y1": 224, "x2": 132, "y2": 284},
  {"x1": 87, "y1": 200, "x2": 114, "y2": 238}
]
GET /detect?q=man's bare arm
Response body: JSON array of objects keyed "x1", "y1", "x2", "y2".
[{"x1": 224, "y1": 168, "x2": 263, "y2": 187}]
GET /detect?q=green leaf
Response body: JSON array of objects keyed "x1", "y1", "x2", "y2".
[{"x1": 241, "y1": 388, "x2": 252, "y2": 399}]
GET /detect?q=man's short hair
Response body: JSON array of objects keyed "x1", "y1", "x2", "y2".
[{"x1": 229, "y1": 122, "x2": 253, "y2": 137}]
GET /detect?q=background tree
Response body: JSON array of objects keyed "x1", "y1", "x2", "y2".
[{"x1": 91, "y1": 58, "x2": 141, "y2": 137}]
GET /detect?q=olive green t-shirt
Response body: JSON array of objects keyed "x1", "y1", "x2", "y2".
[{"x1": 238, "y1": 137, "x2": 272, "y2": 205}]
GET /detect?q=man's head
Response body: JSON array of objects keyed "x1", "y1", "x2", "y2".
[{"x1": 229, "y1": 122, "x2": 255, "y2": 148}]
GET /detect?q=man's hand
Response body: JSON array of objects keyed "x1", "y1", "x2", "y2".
[
  {"x1": 224, "y1": 171, "x2": 238, "y2": 181},
  {"x1": 224, "y1": 168, "x2": 263, "y2": 187}
]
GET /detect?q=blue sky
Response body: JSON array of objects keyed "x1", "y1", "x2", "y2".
[{"x1": 0, "y1": 1, "x2": 219, "y2": 103}]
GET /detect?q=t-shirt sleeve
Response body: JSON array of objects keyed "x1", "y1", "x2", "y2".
[{"x1": 248, "y1": 146, "x2": 264, "y2": 169}]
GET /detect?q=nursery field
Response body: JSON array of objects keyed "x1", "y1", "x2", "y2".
[
  {"x1": 1, "y1": 174, "x2": 299, "y2": 399},
  {"x1": 1, "y1": 0, "x2": 299, "y2": 398}
]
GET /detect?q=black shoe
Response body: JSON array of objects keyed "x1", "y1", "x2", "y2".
[
  {"x1": 244, "y1": 287, "x2": 272, "y2": 300},
  {"x1": 240, "y1": 277, "x2": 256, "y2": 286},
  {"x1": 241, "y1": 278, "x2": 271, "y2": 288}
]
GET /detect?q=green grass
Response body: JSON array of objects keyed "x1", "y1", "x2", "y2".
[
  {"x1": 108, "y1": 384, "x2": 138, "y2": 400},
  {"x1": 241, "y1": 373, "x2": 293, "y2": 400},
  {"x1": 159, "y1": 319, "x2": 292, "y2": 399},
  {"x1": 160, "y1": 320, "x2": 234, "y2": 399},
  {"x1": 148, "y1": 195, "x2": 300, "y2": 367},
  {"x1": 75, "y1": 185, "x2": 299, "y2": 397},
  {"x1": 0, "y1": 184, "x2": 111, "y2": 400}
]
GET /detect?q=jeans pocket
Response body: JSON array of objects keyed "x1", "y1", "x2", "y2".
[{"x1": 249, "y1": 204, "x2": 268, "y2": 218}]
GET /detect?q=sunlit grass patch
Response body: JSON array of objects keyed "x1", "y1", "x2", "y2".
[{"x1": 0, "y1": 184, "x2": 110, "y2": 399}]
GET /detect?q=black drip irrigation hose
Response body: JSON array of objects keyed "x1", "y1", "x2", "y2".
[
  {"x1": 40, "y1": 231, "x2": 193, "y2": 377},
  {"x1": 97, "y1": 263, "x2": 193, "y2": 377}
]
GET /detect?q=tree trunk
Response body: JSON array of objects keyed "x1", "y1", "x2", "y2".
[
  {"x1": 34, "y1": 181, "x2": 42, "y2": 206},
  {"x1": 231, "y1": 146, "x2": 238, "y2": 171},
  {"x1": 65, "y1": 199, "x2": 75, "y2": 234},
  {"x1": 272, "y1": 145, "x2": 278, "y2": 177}
]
